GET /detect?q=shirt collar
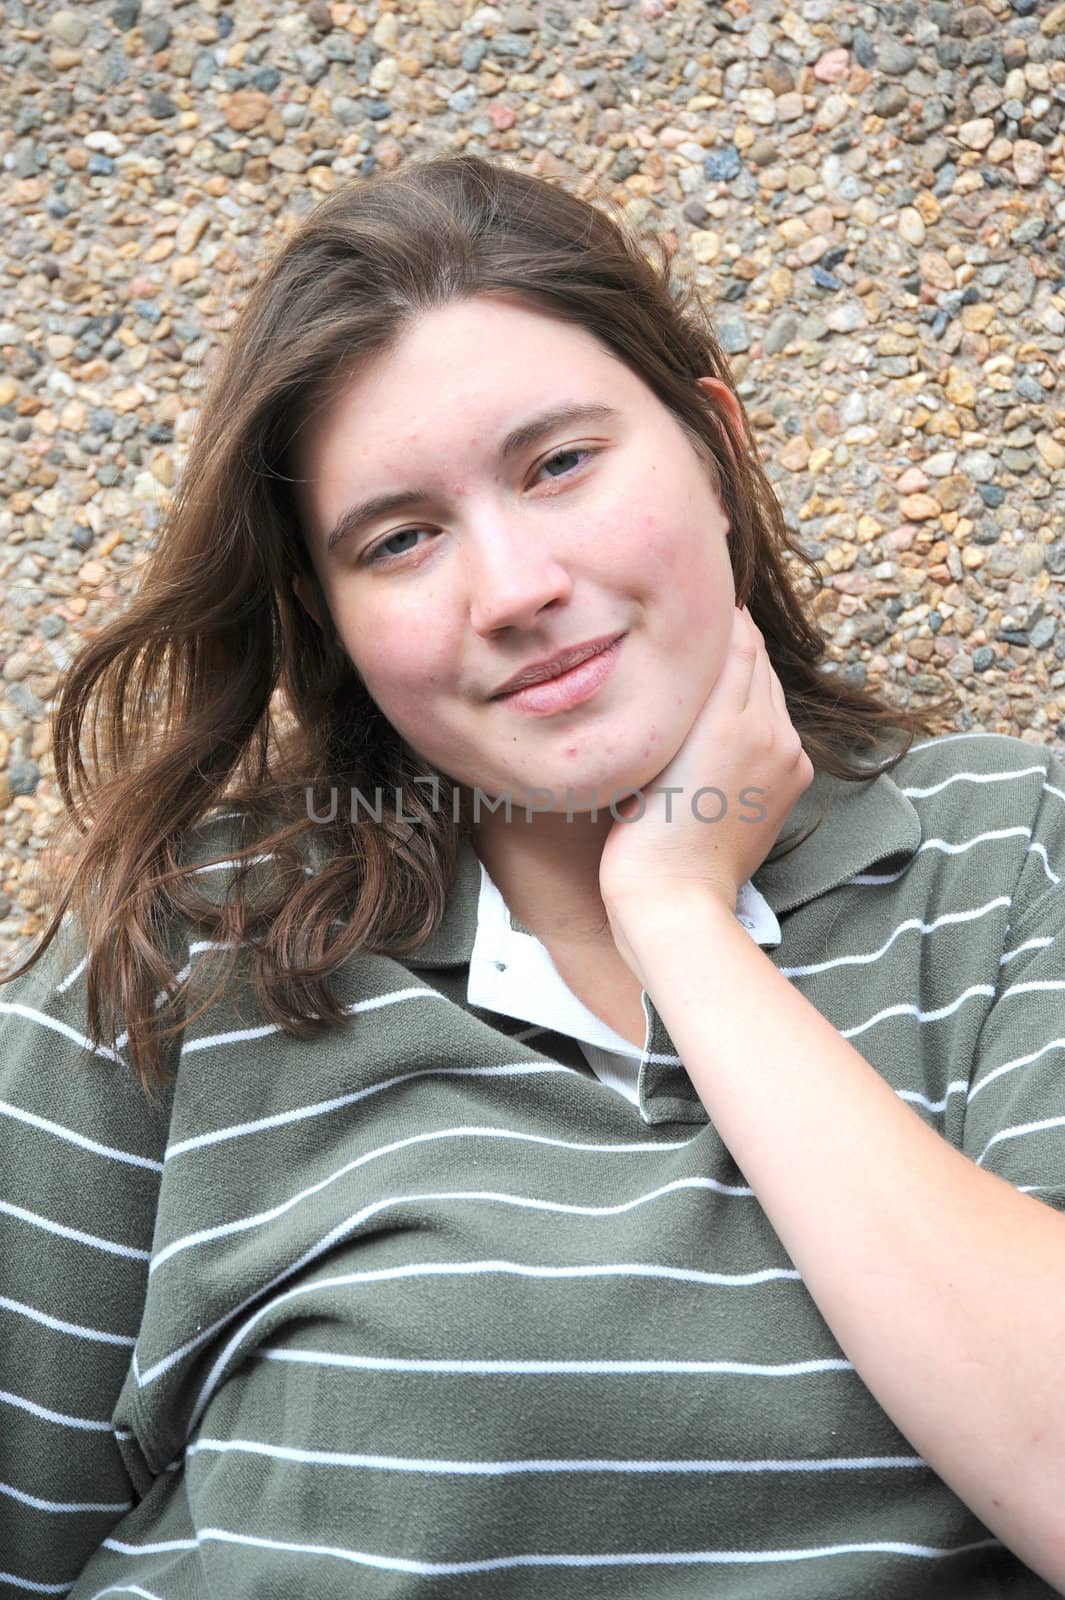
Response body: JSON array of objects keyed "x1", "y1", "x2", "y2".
[
  {"x1": 403, "y1": 756, "x2": 923, "y2": 970},
  {"x1": 465, "y1": 859, "x2": 781, "y2": 1059}
]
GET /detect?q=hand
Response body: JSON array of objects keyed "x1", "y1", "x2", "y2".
[{"x1": 599, "y1": 605, "x2": 814, "y2": 971}]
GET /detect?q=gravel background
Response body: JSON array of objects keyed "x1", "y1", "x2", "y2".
[{"x1": 2, "y1": 0, "x2": 1064, "y2": 968}]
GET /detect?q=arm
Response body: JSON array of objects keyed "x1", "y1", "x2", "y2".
[
  {"x1": 598, "y1": 606, "x2": 1065, "y2": 1593},
  {"x1": 622, "y1": 886, "x2": 1065, "y2": 1592},
  {"x1": 0, "y1": 923, "x2": 171, "y2": 1595}
]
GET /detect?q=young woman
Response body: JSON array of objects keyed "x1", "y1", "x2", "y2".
[{"x1": 2, "y1": 153, "x2": 1063, "y2": 1599}]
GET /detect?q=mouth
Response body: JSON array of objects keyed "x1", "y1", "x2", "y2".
[
  {"x1": 491, "y1": 633, "x2": 625, "y2": 699},
  {"x1": 492, "y1": 635, "x2": 625, "y2": 717}
]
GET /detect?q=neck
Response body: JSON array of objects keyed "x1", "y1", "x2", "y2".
[{"x1": 470, "y1": 803, "x2": 617, "y2": 948}]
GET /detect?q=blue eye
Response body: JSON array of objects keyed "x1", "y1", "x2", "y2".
[{"x1": 361, "y1": 447, "x2": 596, "y2": 567}]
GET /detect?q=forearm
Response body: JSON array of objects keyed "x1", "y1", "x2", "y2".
[{"x1": 624, "y1": 889, "x2": 1065, "y2": 1591}]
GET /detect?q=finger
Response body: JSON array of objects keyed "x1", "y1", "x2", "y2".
[
  {"x1": 715, "y1": 607, "x2": 759, "y2": 711},
  {"x1": 767, "y1": 657, "x2": 787, "y2": 718},
  {"x1": 745, "y1": 631, "x2": 776, "y2": 713}
]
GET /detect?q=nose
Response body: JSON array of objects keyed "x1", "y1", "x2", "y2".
[{"x1": 465, "y1": 518, "x2": 573, "y2": 635}]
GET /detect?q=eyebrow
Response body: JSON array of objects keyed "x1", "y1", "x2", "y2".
[{"x1": 324, "y1": 401, "x2": 622, "y2": 557}]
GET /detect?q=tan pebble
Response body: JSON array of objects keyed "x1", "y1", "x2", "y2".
[
  {"x1": 779, "y1": 435, "x2": 811, "y2": 471},
  {"x1": 0, "y1": 774, "x2": 10, "y2": 810},
  {"x1": 821, "y1": 541, "x2": 856, "y2": 572},
  {"x1": 0, "y1": 377, "x2": 19, "y2": 406},
  {"x1": 814, "y1": 93, "x2": 848, "y2": 130},
  {"x1": 797, "y1": 234, "x2": 830, "y2": 264},
  {"x1": 1040, "y1": 2, "x2": 1065, "y2": 35},
  {"x1": 885, "y1": 526, "x2": 916, "y2": 551},
  {"x1": 0, "y1": 732, "x2": 8, "y2": 767},
  {"x1": 1035, "y1": 433, "x2": 1065, "y2": 470},
  {"x1": 171, "y1": 255, "x2": 201, "y2": 286},
  {"x1": 908, "y1": 638, "x2": 934, "y2": 661},
  {"x1": 224, "y1": 89, "x2": 272, "y2": 131},
  {"x1": 920, "y1": 251, "x2": 956, "y2": 290},
  {"x1": 945, "y1": 369, "x2": 977, "y2": 407},
  {"x1": 986, "y1": 137, "x2": 1013, "y2": 165},
  {"x1": 743, "y1": 88, "x2": 777, "y2": 125},
  {"x1": 546, "y1": 72, "x2": 577, "y2": 99},
  {"x1": 96, "y1": 530, "x2": 125, "y2": 559},
  {"x1": 914, "y1": 191, "x2": 942, "y2": 225},
  {"x1": 776, "y1": 217, "x2": 811, "y2": 245},
  {"x1": 2, "y1": 653, "x2": 34, "y2": 683},
  {"x1": 899, "y1": 493, "x2": 941, "y2": 521},
  {"x1": 1012, "y1": 140, "x2": 1046, "y2": 186},
  {"x1": 30, "y1": 672, "x2": 58, "y2": 701},
  {"x1": 807, "y1": 447, "x2": 833, "y2": 475},
  {"x1": 961, "y1": 304, "x2": 995, "y2": 332},
  {"x1": 59, "y1": 399, "x2": 87, "y2": 431},
  {"x1": 176, "y1": 211, "x2": 210, "y2": 253},
  {"x1": 78, "y1": 561, "x2": 107, "y2": 587},
  {"x1": 45, "y1": 334, "x2": 76, "y2": 359},
  {"x1": 897, "y1": 207, "x2": 926, "y2": 247},
  {"x1": 308, "y1": 167, "x2": 336, "y2": 193},
  {"x1": 690, "y1": 230, "x2": 721, "y2": 263},
  {"x1": 958, "y1": 117, "x2": 995, "y2": 150},
  {"x1": 961, "y1": 546, "x2": 985, "y2": 569},
  {"x1": 370, "y1": 58, "x2": 398, "y2": 93},
  {"x1": 775, "y1": 92, "x2": 804, "y2": 121},
  {"x1": 814, "y1": 48, "x2": 850, "y2": 83},
  {"x1": 144, "y1": 238, "x2": 174, "y2": 263},
  {"x1": 269, "y1": 147, "x2": 307, "y2": 173},
  {"x1": 150, "y1": 451, "x2": 174, "y2": 486},
  {"x1": 896, "y1": 467, "x2": 929, "y2": 493}
]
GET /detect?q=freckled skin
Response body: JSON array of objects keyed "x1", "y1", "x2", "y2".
[{"x1": 293, "y1": 294, "x2": 740, "y2": 817}]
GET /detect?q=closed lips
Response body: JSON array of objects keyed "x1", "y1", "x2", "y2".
[{"x1": 492, "y1": 635, "x2": 622, "y2": 696}]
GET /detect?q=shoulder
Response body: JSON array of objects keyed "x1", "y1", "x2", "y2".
[
  {"x1": 884, "y1": 731, "x2": 1065, "y2": 926},
  {"x1": 884, "y1": 728, "x2": 1064, "y2": 791}
]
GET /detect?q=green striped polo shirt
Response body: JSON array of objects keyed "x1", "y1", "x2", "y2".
[{"x1": 2, "y1": 729, "x2": 1064, "y2": 1598}]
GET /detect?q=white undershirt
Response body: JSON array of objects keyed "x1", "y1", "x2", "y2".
[{"x1": 466, "y1": 863, "x2": 781, "y2": 1106}]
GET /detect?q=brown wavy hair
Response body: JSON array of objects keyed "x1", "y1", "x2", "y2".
[{"x1": 1, "y1": 151, "x2": 958, "y2": 1093}]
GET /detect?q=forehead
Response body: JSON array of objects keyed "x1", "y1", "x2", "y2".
[{"x1": 302, "y1": 296, "x2": 639, "y2": 463}]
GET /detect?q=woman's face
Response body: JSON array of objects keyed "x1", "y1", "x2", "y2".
[{"x1": 293, "y1": 294, "x2": 740, "y2": 813}]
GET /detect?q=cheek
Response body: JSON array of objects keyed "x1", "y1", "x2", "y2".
[{"x1": 334, "y1": 605, "x2": 444, "y2": 721}]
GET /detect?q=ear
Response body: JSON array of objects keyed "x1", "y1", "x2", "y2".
[
  {"x1": 696, "y1": 375, "x2": 746, "y2": 475},
  {"x1": 291, "y1": 570, "x2": 324, "y2": 631}
]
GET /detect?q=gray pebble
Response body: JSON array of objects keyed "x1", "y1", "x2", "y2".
[
  {"x1": 874, "y1": 84, "x2": 909, "y2": 116},
  {"x1": 7, "y1": 759, "x2": 40, "y2": 797},
  {"x1": 141, "y1": 18, "x2": 171, "y2": 52},
  {"x1": 763, "y1": 313, "x2": 798, "y2": 356},
  {"x1": 853, "y1": 28, "x2": 877, "y2": 67},
  {"x1": 191, "y1": 49, "x2": 216, "y2": 90},
  {"x1": 717, "y1": 316, "x2": 751, "y2": 354},
  {"x1": 878, "y1": 40, "x2": 918, "y2": 75}
]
